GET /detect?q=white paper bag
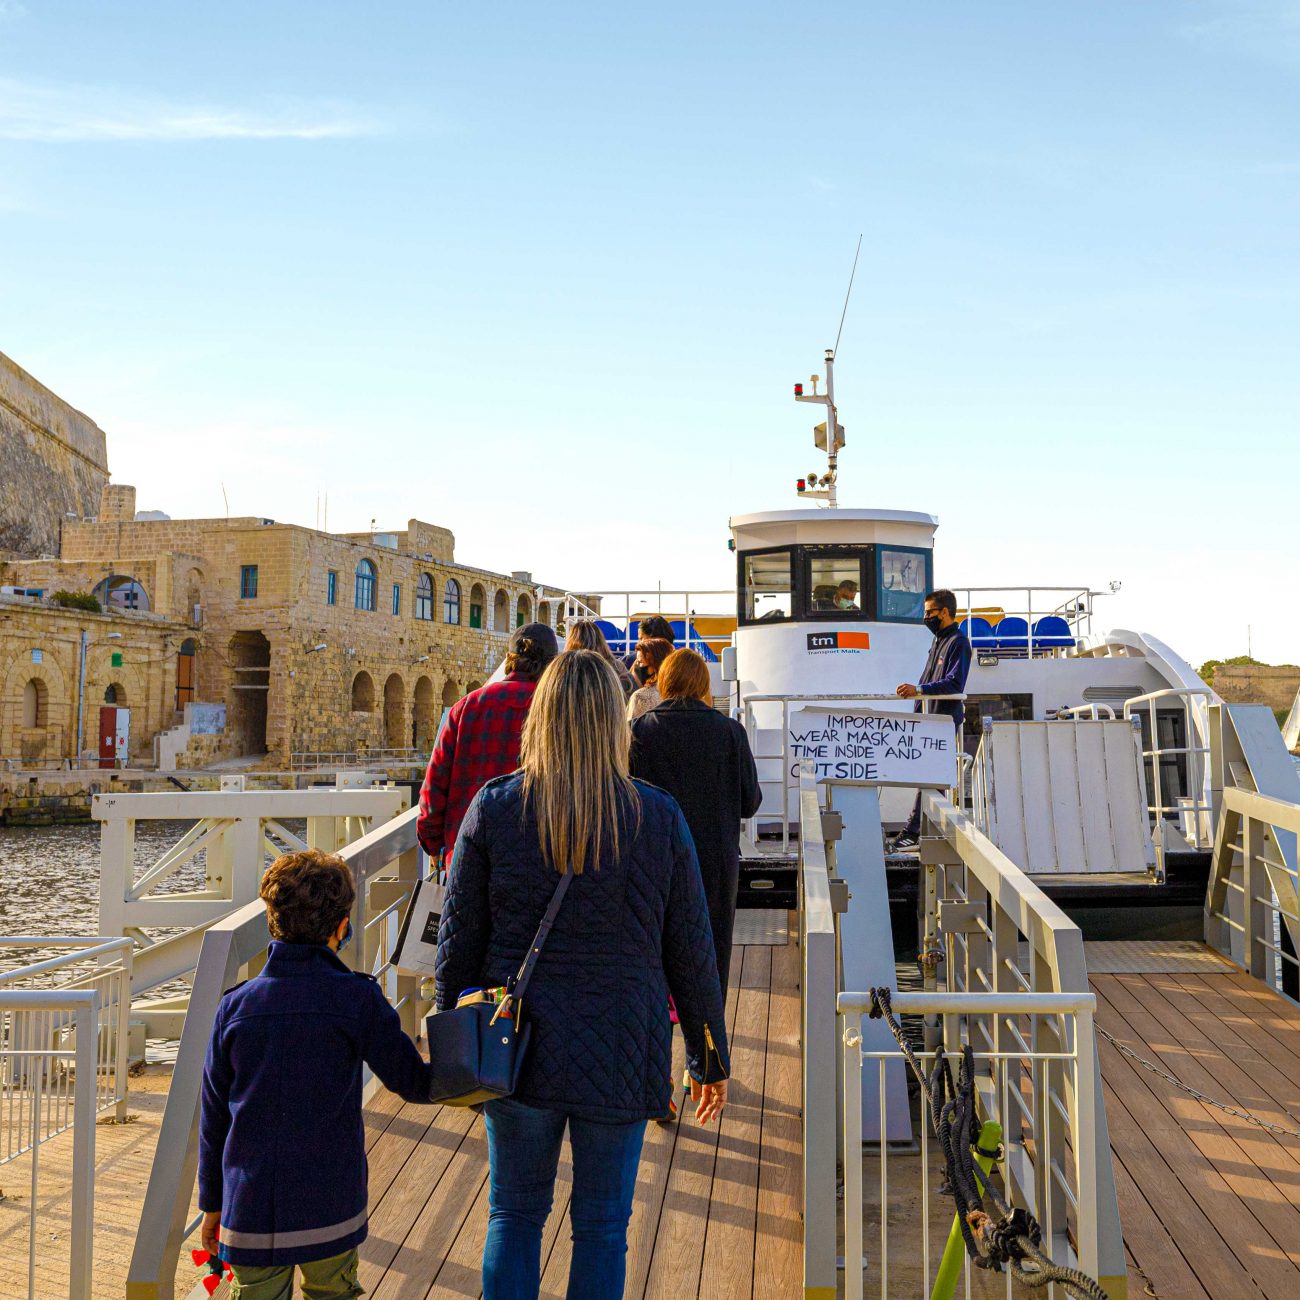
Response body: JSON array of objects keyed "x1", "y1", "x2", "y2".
[{"x1": 392, "y1": 875, "x2": 447, "y2": 977}]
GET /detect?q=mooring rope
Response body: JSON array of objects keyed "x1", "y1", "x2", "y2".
[{"x1": 865, "y1": 987, "x2": 1110, "y2": 1300}]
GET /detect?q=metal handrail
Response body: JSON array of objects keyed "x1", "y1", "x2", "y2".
[
  {"x1": 797, "y1": 769, "x2": 838, "y2": 1299},
  {"x1": 126, "y1": 805, "x2": 426, "y2": 1300}
]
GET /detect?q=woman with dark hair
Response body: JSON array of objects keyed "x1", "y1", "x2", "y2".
[
  {"x1": 564, "y1": 618, "x2": 635, "y2": 697},
  {"x1": 626, "y1": 636, "x2": 673, "y2": 722},
  {"x1": 416, "y1": 622, "x2": 559, "y2": 866},
  {"x1": 435, "y1": 650, "x2": 729, "y2": 1300},
  {"x1": 629, "y1": 648, "x2": 761, "y2": 997}
]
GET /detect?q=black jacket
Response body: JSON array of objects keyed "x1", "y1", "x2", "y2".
[
  {"x1": 434, "y1": 772, "x2": 730, "y2": 1122},
  {"x1": 629, "y1": 699, "x2": 761, "y2": 979},
  {"x1": 918, "y1": 623, "x2": 972, "y2": 730}
]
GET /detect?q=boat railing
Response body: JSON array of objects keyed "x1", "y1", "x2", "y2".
[
  {"x1": 125, "y1": 805, "x2": 428, "y2": 1300},
  {"x1": 0, "y1": 937, "x2": 135, "y2": 1300},
  {"x1": 951, "y1": 584, "x2": 1100, "y2": 658},
  {"x1": 742, "y1": 693, "x2": 965, "y2": 852},
  {"x1": 1123, "y1": 686, "x2": 1215, "y2": 867},
  {"x1": 558, "y1": 589, "x2": 735, "y2": 654},
  {"x1": 1206, "y1": 785, "x2": 1300, "y2": 993}
]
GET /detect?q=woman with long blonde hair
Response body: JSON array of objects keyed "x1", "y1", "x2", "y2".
[
  {"x1": 435, "y1": 649, "x2": 729, "y2": 1300},
  {"x1": 563, "y1": 617, "x2": 635, "y2": 697}
]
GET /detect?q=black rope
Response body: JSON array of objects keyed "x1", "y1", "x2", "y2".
[{"x1": 865, "y1": 988, "x2": 1109, "y2": 1300}]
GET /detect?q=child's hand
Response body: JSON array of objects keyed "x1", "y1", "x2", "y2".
[{"x1": 200, "y1": 1210, "x2": 221, "y2": 1257}]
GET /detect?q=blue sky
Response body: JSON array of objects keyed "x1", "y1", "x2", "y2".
[{"x1": 1, "y1": 1, "x2": 1297, "y2": 666}]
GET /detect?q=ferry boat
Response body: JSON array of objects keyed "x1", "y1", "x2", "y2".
[{"x1": 8, "y1": 346, "x2": 1300, "y2": 1300}]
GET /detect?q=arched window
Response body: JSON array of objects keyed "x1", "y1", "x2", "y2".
[
  {"x1": 92, "y1": 574, "x2": 150, "y2": 612},
  {"x1": 415, "y1": 573, "x2": 434, "y2": 621},
  {"x1": 351, "y1": 671, "x2": 375, "y2": 713},
  {"x1": 104, "y1": 683, "x2": 127, "y2": 705},
  {"x1": 443, "y1": 578, "x2": 461, "y2": 625},
  {"x1": 22, "y1": 678, "x2": 47, "y2": 729},
  {"x1": 354, "y1": 559, "x2": 377, "y2": 612}
]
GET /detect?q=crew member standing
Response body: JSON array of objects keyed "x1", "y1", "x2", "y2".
[{"x1": 891, "y1": 589, "x2": 971, "y2": 852}]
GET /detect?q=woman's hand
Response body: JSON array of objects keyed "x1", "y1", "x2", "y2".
[
  {"x1": 200, "y1": 1210, "x2": 221, "y2": 1257},
  {"x1": 690, "y1": 1078, "x2": 728, "y2": 1124}
]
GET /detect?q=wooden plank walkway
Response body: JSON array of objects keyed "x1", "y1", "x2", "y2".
[
  {"x1": 355, "y1": 932, "x2": 803, "y2": 1299},
  {"x1": 1094, "y1": 965, "x2": 1300, "y2": 1300}
]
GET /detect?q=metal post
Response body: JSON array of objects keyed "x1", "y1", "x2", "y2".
[
  {"x1": 75, "y1": 629, "x2": 88, "y2": 765},
  {"x1": 70, "y1": 999, "x2": 98, "y2": 1299},
  {"x1": 843, "y1": 1020, "x2": 863, "y2": 1300},
  {"x1": 824, "y1": 350, "x2": 838, "y2": 509}
]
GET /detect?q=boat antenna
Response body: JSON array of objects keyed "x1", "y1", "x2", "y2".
[{"x1": 833, "y1": 233, "x2": 863, "y2": 359}]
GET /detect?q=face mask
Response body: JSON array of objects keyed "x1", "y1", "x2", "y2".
[
  {"x1": 837, "y1": 596, "x2": 856, "y2": 609},
  {"x1": 924, "y1": 615, "x2": 944, "y2": 636},
  {"x1": 337, "y1": 919, "x2": 353, "y2": 954}
]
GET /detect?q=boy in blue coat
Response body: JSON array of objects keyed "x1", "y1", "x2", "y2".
[{"x1": 199, "y1": 849, "x2": 432, "y2": 1297}]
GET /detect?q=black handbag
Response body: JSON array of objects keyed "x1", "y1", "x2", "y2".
[{"x1": 424, "y1": 872, "x2": 572, "y2": 1106}]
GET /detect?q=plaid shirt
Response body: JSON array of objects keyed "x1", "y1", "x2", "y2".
[{"x1": 417, "y1": 674, "x2": 538, "y2": 863}]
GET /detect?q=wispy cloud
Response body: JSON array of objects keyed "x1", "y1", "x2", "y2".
[
  {"x1": 0, "y1": 78, "x2": 381, "y2": 142},
  {"x1": 1180, "y1": 0, "x2": 1300, "y2": 64}
]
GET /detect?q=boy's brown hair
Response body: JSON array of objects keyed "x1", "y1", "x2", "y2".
[{"x1": 259, "y1": 849, "x2": 356, "y2": 945}]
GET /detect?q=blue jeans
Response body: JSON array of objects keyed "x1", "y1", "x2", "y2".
[{"x1": 482, "y1": 1097, "x2": 647, "y2": 1300}]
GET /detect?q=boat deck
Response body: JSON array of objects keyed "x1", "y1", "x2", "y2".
[
  {"x1": 1090, "y1": 946, "x2": 1300, "y2": 1300},
  {"x1": 353, "y1": 928, "x2": 801, "y2": 1300}
]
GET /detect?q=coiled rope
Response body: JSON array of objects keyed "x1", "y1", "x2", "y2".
[{"x1": 865, "y1": 987, "x2": 1109, "y2": 1300}]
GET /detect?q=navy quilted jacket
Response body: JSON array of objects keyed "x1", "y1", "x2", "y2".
[{"x1": 434, "y1": 772, "x2": 730, "y2": 1122}]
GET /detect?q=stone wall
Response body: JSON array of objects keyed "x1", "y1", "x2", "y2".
[
  {"x1": 0, "y1": 351, "x2": 110, "y2": 557},
  {"x1": 1213, "y1": 664, "x2": 1300, "y2": 712}
]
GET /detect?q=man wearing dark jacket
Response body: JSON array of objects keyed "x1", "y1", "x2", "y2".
[
  {"x1": 628, "y1": 649, "x2": 761, "y2": 995},
  {"x1": 892, "y1": 588, "x2": 972, "y2": 852}
]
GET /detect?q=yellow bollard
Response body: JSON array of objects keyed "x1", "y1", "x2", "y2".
[{"x1": 930, "y1": 1119, "x2": 1002, "y2": 1300}]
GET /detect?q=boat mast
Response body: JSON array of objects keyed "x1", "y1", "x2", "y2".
[{"x1": 793, "y1": 347, "x2": 845, "y2": 508}]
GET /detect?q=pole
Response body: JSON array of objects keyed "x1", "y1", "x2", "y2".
[
  {"x1": 75, "y1": 629, "x2": 88, "y2": 767},
  {"x1": 824, "y1": 350, "x2": 838, "y2": 509},
  {"x1": 930, "y1": 1119, "x2": 1002, "y2": 1300}
]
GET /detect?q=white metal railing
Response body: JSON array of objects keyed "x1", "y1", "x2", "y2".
[
  {"x1": 1123, "y1": 687, "x2": 1214, "y2": 869},
  {"x1": 558, "y1": 589, "x2": 734, "y2": 657},
  {"x1": 0, "y1": 937, "x2": 134, "y2": 1300},
  {"x1": 951, "y1": 585, "x2": 1099, "y2": 650},
  {"x1": 797, "y1": 775, "x2": 839, "y2": 1299},
  {"x1": 1206, "y1": 786, "x2": 1300, "y2": 994},
  {"x1": 915, "y1": 791, "x2": 1128, "y2": 1297},
  {"x1": 840, "y1": 991, "x2": 1102, "y2": 1300},
  {"x1": 742, "y1": 693, "x2": 965, "y2": 851},
  {"x1": 289, "y1": 748, "x2": 429, "y2": 770},
  {"x1": 126, "y1": 805, "x2": 428, "y2": 1300},
  {"x1": 96, "y1": 782, "x2": 408, "y2": 1000}
]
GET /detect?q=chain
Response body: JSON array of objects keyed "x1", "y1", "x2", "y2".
[{"x1": 1097, "y1": 1025, "x2": 1300, "y2": 1139}]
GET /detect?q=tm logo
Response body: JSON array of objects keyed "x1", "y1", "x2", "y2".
[{"x1": 806, "y1": 631, "x2": 871, "y2": 652}]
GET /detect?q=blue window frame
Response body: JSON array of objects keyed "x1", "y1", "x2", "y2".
[
  {"x1": 875, "y1": 545, "x2": 932, "y2": 622},
  {"x1": 240, "y1": 565, "x2": 258, "y2": 599},
  {"x1": 355, "y1": 559, "x2": 377, "y2": 611},
  {"x1": 391, "y1": 583, "x2": 401, "y2": 616},
  {"x1": 326, "y1": 570, "x2": 337, "y2": 605},
  {"x1": 443, "y1": 578, "x2": 461, "y2": 625},
  {"x1": 415, "y1": 573, "x2": 434, "y2": 621}
]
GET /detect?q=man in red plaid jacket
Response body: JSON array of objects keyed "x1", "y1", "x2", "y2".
[{"x1": 417, "y1": 622, "x2": 559, "y2": 865}]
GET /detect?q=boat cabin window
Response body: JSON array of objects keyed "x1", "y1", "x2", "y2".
[
  {"x1": 876, "y1": 546, "x2": 930, "y2": 622},
  {"x1": 742, "y1": 550, "x2": 792, "y2": 623},
  {"x1": 806, "y1": 552, "x2": 864, "y2": 616}
]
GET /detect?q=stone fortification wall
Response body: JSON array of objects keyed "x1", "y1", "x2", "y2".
[
  {"x1": 1213, "y1": 664, "x2": 1300, "y2": 712},
  {"x1": 0, "y1": 352, "x2": 110, "y2": 556}
]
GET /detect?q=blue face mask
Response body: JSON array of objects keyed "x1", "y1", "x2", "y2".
[{"x1": 337, "y1": 919, "x2": 353, "y2": 954}]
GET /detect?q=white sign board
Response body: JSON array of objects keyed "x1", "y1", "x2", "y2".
[{"x1": 788, "y1": 707, "x2": 958, "y2": 788}]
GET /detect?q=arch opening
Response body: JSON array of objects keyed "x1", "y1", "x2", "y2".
[
  {"x1": 351, "y1": 670, "x2": 376, "y2": 714},
  {"x1": 228, "y1": 630, "x2": 271, "y2": 755},
  {"x1": 412, "y1": 675, "x2": 435, "y2": 750},
  {"x1": 383, "y1": 673, "x2": 405, "y2": 749}
]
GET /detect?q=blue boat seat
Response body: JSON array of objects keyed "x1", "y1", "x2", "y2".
[
  {"x1": 595, "y1": 619, "x2": 628, "y2": 655},
  {"x1": 1031, "y1": 615, "x2": 1075, "y2": 649},
  {"x1": 994, "y1": 615, "x2": 1030, "y2": 651},
  {"x1": 961, "y1": 616, "x2": 997, "y2": 649}
]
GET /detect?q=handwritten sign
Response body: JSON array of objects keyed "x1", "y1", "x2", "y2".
[{"x1": 788, "y1": 707, "x2": 958, "y2": 788}]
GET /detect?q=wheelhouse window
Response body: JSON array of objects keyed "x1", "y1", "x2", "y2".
[
  {"x1": 354, "y1": 559, "x2": 377, "y2": 611},
  {"x1": 415, "y1": 573, "x2": 434, "y2": 621},
  {"x1": 805, "y1": 551, "x2": 866, "y2": 618},
  {"x1": 740, "y1": 550, "x2": 792, "y2": 624},
  {"x1": 876, "y1": 546, "x2": 930, "y2": 622},
  {"x1": 443, "y1": 578, "x2": 461, "y2": 624}
]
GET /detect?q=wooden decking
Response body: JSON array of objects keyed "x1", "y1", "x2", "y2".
[
  {"x1": 354, "y1": 933, "x2": 802, "y2": 1300},
  {"x1": 1094, "y1": 962, "x2": 1300, "y2": 1300}
]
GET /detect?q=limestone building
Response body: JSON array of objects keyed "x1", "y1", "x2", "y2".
[{"x1": 4, "y1": 484, "x2": 574, "y2": 768}]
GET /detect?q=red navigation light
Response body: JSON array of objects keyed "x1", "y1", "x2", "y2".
[
  {"x1": 796, "y1": 478, "x2": 806, "y2": 492},
  {"x1": 794, "y1": 383, "x2": 804, "y2": 396}
]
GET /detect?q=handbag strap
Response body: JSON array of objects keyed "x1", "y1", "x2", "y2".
[{"x1": 500, "y1": 871, "x2": 573, "y2": 1011}]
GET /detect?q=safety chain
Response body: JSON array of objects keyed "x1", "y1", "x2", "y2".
[
  {"x1": 865, "y1": 988, "x2": 1109, "y2": 1300},
  {"x1": 1096, "y1": 1024, "x2": 1300, "y2": 1139}
]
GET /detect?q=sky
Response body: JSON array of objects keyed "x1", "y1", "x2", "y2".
[{"x1": 1, "y1": 1, "x2": 1297, "y2": 667}]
